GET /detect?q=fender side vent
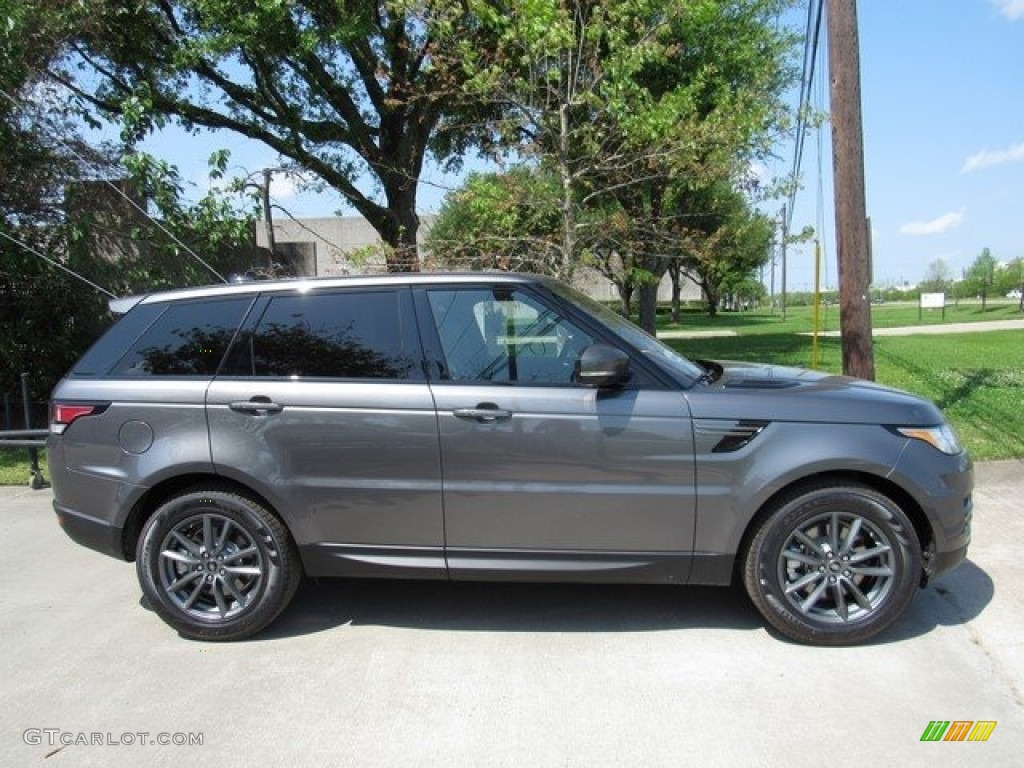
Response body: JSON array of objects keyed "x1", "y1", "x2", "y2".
[{"x1": 696, "y1": 420, "x2": 770, "y2": 453}]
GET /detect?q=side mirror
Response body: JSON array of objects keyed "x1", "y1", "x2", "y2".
[{"x1": 576, "y1": 344, "x2": 631, "y2": 388}]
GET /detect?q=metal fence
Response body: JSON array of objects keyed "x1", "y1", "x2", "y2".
[
  {"x1": 0, "y1": 373, "x2": 48, "y2": 488},
  {"x1": 2, "y1": 397, "x2": 48, "y2": 432}
]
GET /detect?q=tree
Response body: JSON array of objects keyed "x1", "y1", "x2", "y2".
[
  {"x1": 456, "y1": 0, "x2": 797, "y2": 331},
  {"x1": 429, "y1": 163, "x2": 650, "y2": 315},
  {"x1": 992, "y1": 256, "x2": 1023, "y2": 306},
  {"x1": 1, "y1": 3, "x2": 258, "y2": 400},
  {"x1": 920, "y1": 257, "x2": 952, "y2": 294},
  {"x1": 426, "y1": 167, "x2": 563, "y2": 273},
  {"x1": 674, "y1": 182, "x2": 775, "y2": 317},
  {"x1": 965, "y1": 247, "x2": 998, "y2": 311},
  {"x1": 47, "y1": 0, "x2": 505, "y2": 272},
  {"x1": 1, "y1": 2, "x2": 122, "y2": 401}
]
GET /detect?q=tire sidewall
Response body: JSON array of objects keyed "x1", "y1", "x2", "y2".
[
  {"x1": 747, "y1": 486, "x2": 922, "y2": 645},
  {"x1": 137, "y1": 490, "x2": 294, "y2": 640}
]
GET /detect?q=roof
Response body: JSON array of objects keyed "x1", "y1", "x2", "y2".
[{"x1": 110, "y1": 271, "x2": 559, "y2": 314}]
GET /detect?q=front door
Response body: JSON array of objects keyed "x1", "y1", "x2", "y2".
[{"x1": 418, "y1": 285, "x2": 697, "y2": 583}]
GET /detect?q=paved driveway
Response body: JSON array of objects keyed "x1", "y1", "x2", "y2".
[{"x1": 2, "y1": 462, "x2": 1021, "y2": 767}]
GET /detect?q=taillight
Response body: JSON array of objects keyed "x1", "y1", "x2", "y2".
[{"x1": 50, "y1": 402, "x2": 109, "y2": 435}]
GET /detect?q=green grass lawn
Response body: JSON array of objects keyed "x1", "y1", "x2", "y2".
[
  {"x1": 656, "y1": 299, "x2": 1023, "y2": 336},
  {"x1": 0, "y1": 449, "x2": 47, "y2": 486},
  {"x1": 666, "y1": 328, "x2": 1024, "y2": 461}
]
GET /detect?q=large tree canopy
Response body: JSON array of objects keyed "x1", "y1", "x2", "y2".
[
  {"x1": 432, "y1": 0, "x2": 794, "y2": 329},
  {"x1": 1, "y1": 1, "x2": 120, "y2": 399},
  {"x1": 1, "y1": 2, "x2": 258, "y2": 399},
  {"x1": 47, "y1": 0, "x2": 795, "y2": 283},
  {"x1": 52, "y1": 0, "x2": 496, "y2": 271}
]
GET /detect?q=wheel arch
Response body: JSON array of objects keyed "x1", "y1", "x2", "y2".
[
  {"x1": 121, "y1": 473, "x2": 282, "y2": 561},
  {"x1": 734, "y1": 470, "x2": 932, "y2": 579}
]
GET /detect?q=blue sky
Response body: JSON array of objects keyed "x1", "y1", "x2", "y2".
[
  {"x1": 784, "y1": 0, "x2": 1024, "y2": 290},
  {"x1": 130, "y1": 0, "x2": 1024, "y2": 290}
]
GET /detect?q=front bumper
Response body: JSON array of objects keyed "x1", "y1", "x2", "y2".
[
  {"x1": 890, "y1": 441, "x2": 973, "y2": 583},
  {"x1": 925, "y1": 541, "x2": 970, "y2": 583}
]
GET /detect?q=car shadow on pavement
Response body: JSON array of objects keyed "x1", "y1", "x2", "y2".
[
  {"x1": 246, "y1": 557, "x2": 993, "y2": 643},
  {"x1": 258, "y1": 579, "x2": 765, "y2": 640},
  {"x1": 878, "y1": 559, "x2": 994, "y2": 644}
]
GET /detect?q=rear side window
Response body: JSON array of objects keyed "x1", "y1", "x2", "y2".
[
  {"x1": 108, "y1": 298, "x2": 252, "y2": 377},
  {"x1": 70, "y1": 303, "x2": 165, "y2": 377},
  {"x1": 221, "y1": 289, "x2": 420, "y2": 380}
]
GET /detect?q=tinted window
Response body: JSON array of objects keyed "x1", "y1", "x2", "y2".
[
  {"x1": 546, "y1": 281, "x2": 704, "y2": 384},
  {"x1": 71, "y1": 303, "x2": 165, "y2": 377},
  {"x1": 426, "y1": 288, "x2": 594, "y2": 385},
  {"x1": 109, "y1": 298, "x2": 251, "y2": 377},
  {"x1": 223, "y1": 289, "x2": 417, "y2": 379}
]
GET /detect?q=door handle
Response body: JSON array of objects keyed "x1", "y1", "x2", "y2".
[
  {"x1": 453, "y1": 404, "x2": 512, "y2": 423},
  {"x1": 229, "y1": 397, "x2": 284, "y2": 416}
]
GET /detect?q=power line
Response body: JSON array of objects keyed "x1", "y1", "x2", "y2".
[
  {"x1": 0, "y1": 229, "x2": 118, "y2": 299},
  {"x1": 787, "y1": 0, "x2": 826, "y2": 234},
  {"x1": 1, "y1": 87, "x2": 228, "y2": 284}
]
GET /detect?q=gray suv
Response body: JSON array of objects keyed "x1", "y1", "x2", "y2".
[{"x1": 48, "y1": 273, "x2": 972, "y2": 645}]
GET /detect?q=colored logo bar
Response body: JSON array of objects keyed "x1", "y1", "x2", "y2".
[{"x1": 920, "y1": 721, "x2": 997, "y2": 742}]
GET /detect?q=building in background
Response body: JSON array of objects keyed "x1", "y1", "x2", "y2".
[{"x1": 254, "y1": 215, "x2": 700, "y2": 303}]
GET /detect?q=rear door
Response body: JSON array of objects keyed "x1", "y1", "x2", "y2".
[
  {"x1": 206, "y1": 286, "x2": 445, "y2": 578},
  {"x1": 417, "y1": 284, "x2": 697, "y2": 582}
]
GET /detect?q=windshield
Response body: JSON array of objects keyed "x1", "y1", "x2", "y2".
[{"x1": 547, "y1": 281, "x2": 706, "y2": 384}]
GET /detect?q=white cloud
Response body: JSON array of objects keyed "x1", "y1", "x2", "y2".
[
  {"x1": 899, "y1": 210, "x2": 965, "y2": 236},
  {"x1": 992, "y1": 0, "x2": 1024, "y2": 20},
  {"x1": 961, "y1": 142, "x2": 1024, "y2": 173}
]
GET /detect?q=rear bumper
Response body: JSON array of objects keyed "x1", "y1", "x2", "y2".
[{"x1": 54, "y1": 502, "x2": 127, "y2": 560}]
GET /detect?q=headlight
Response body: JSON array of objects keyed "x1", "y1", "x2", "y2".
[{"x1": 896, "y1": 424, "x2": 963, "y2": 455}]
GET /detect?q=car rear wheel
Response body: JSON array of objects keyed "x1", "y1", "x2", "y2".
[
  {"x1": 743, "y1": 482, "x2": 922, "y2": 646},
  {"x1": 137, "y1": 489, "x2": 301, "y2": 641}
]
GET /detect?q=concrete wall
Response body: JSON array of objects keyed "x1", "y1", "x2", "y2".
[{"x1": 255, "y1": 215, "x2": 702, "y2": 303}]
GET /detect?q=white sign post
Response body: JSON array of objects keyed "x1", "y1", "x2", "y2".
[{"x1": 919, "y1": 292, "x2": 946, "y2": 321}]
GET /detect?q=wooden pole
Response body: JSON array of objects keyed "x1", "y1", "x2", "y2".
[{"x1": 827, "y1": 0, "x2": 875, "y2": 379}]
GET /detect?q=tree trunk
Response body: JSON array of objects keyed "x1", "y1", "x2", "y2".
[
  {"x1": 616, "y1": 280, "x2": 634, "y2": 316},
  {"x1": 558, "y1": 102, "x2": 575, "y2": 281},
  {"x1": 379, "y1": 180, "x2": 421, "y2": 272},
  {"x1": 703, "y1": 283, "x2": 720, "y2": 318},
  {"x1": 638, "y1": 282, "x2": 659, "y2": 335},
  {"x1": 668, "y1": 261, "x2": 682, "y2": 323},
  {"x1": 635, "y1": 256, "x2": 670, "y2": 334}
]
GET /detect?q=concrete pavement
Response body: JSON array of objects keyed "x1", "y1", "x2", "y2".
[
  {"x1": 659, "y1": 317, "x2": 1024, "y2": 339},
  {"x1": 807, "y1": 317, "x2": 1024, "y2": 337},
  {"x1": 1, "y1": 461, "x2": 1022, "y2": 767}
]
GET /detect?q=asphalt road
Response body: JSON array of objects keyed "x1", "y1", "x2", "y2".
[{"x1": 2, "y1": 461, "x2": 1021, "y2": 767}]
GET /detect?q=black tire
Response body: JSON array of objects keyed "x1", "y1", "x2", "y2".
[
  {"x1": 136, "y1": 489, "x2": 301, "y2": 641},
  {"x1": 743, "y1": 482, "x2": 922, "y2": 646}
]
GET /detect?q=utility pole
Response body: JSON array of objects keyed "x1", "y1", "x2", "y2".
[
  {"x1": 827, "y1": 0, "x2": 875, "y2": 380},
  {"x1": 262, "y1": 168, "x2": 276, "y2": 270},
  {"x1": 780, "y1": 205, "x2": 788, "y2": 320}
]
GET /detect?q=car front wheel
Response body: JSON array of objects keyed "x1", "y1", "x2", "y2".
[
  {"x1": 137, "y1": 489, "x2": 301, "y2": 641},
  {"x1": 743, "y1": 482, "x2": 922, "y2": 646}
]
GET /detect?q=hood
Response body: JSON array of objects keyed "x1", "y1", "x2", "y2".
[{"x1": 685, "y1": 360, "x2": 944, "y2": 426}]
